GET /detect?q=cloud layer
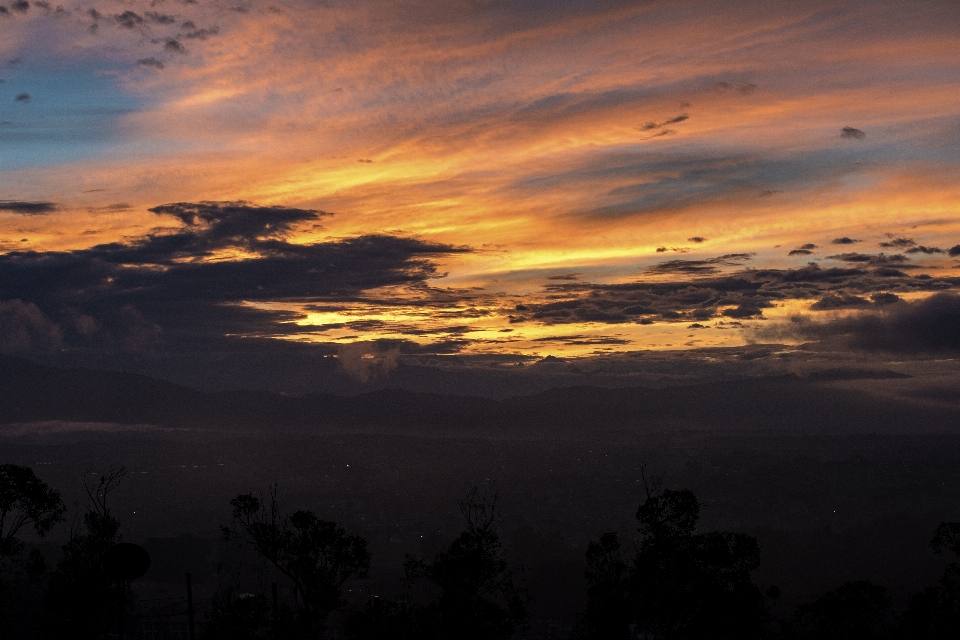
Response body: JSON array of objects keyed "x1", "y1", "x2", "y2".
[
  {"x1": 1, "y1": 0, "x2": 960, "y2": 373},
  {"x1": 0, "y1": 202, "x2": 465, "y2": 361}
]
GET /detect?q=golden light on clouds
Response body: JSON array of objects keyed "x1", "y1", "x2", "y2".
[{"x1": 2, "y1": 0, "x2": 960, "y2": 361}]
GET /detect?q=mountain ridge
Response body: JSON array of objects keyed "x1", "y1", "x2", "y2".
[{"x1": 0, "y1": 354, "x2": 953, "y2": 435}]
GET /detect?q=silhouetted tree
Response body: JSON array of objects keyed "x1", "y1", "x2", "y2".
[
  {"x1": 786, "y1": 581, "x2": 892, "y2": 640},
  {"x1": 402, "y1": 489, "x2": 526, "y2": 640},
  {"x1": 223, "y1": 485, "x2": 370, "y2": 634},
  {"x1": 0, "y1": 464, "x2": 63, "y2": 634},
  {"x1": 579, "y1": 532, "x2": 631, "y2": 639},
  {"x1": 899, "y1": 521, "x2": 960, "y2": 638},
  {"x1": 633, "y1": 484, "x2": 764, "y2": 638},
  {"x1": 39, "y1": 468, "x2": 125, "y2": 640},
  {"x1": 581, "y1": 477, "x2": 764, "y2": 639}
]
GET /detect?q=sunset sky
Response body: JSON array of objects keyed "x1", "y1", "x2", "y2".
[{"x1": 2, "y1": 0, "x2": 959, "y2": 385}]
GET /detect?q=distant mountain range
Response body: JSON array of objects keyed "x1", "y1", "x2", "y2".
[{"x1": 0, "y1": 354, "x2": 954, "y2": 435}]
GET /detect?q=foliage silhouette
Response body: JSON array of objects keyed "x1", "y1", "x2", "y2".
[
  {"x1": 222, "y1": 485, "x2": 370, "y2": 634},
  {"x1": 580, "y1": 476, "x2": 765, "y2": 639},
  {"x1": 203, "y1": 591, "x2": 274, "y2": 640},
  {"x1": 402, "y1": 489, "x2": 526, "y2": 640},
  {"x1": 898, "y1": 521, "x2": 960, "y2": 638},
  {"x1": 201, "y1": 548, "x2": 283, "y2": 639},
  {"x1": 580, "y1": 532, "x2": 630, "y2": 639},
  {"x1": 785, "y1": 581, "x2": 892, "y2": 640},
  {"x1": 38, "y1": 468, "x2": 125, "y2": 640},
  {"x1": 345, "y1": 596, "x2": 425, "y2": 640},
  {"x1": 0, "y1": 464, "x2": 63, "y2": 634}
]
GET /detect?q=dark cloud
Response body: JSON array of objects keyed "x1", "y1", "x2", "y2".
[
  {"x1": 688, "y1": 237, "x2": 706, "y2": 243},
  {"x1": 137, "y1": 58, "x2": 164, "y2": 70},
  {"x1": 546, "y1": 274, "x2": 578, "y2": 281},
  {"x1": 789, "y1": 249, "x2": 812, "y2": 256},
  {"x1": 639, "y1": 114, "x2": 687, "y2": 131},
  {"x1": 873, "y1": 267, "x2": 908, "y2": 277},
  {"x1": 871, "y1": 292, "x2": 902, "y2": 305},
  {"x1": 88, "y1": 8, "x2": 100, "y2": 20},
  {"x1": 810, "y1": 293, "x2": 870, "y2": 310},
  {"x1": 145, "y1": 201, "x2": 325, "y2": 247},
  {"x1": 337, "y1": 342, "x2": 400, "y2": 382},
  {"x1": 905, "y1": 246, "x2": 944, "y2": 254},
  {"x1": 643, "y1": 129, "x2": 675, "y2": 140},
  {"x1": 529, "y1": 259, "x2": 959, "y2": 328},
  {"x1": 950, "y1": 245, "x2": 960, "y2": 257},
  {"x1": 827, "y1": 252, "x2": 913, "y2": 267},
  {"x1": 0, "y1": 299, "x2": 61, "y2": 353},
  {"x1": 0, "y1": 7, "x2": 9, "y2": 16},
  {"x1": 722, "y1": 300, "x2": 770, "y2": 319},
  {"x1": 14, "y1": 93, "x2": 29, "y2": 103},
  {"x1": 0, "y1": 201, "x2": 468, "y2": 362},
  {"x1": 164, "y1": 39, "x2": 185, "y2": 53},
  {"x1": 115, "y1": 10, "x2": 144, "y2": 28},
  {"x1": 10, "y1": 0, "x2": 27, "y2": 12},
  {"x1": 840, "y1": 126, "x2": 866, "y2": 140},
  {"x1": 0, "y1": 200, "x2": 55, "y2": 214},
  {"x1": 647, "y1": 253, "x2": 754, "y2": 274},
  {"x1": 183, "y1": 26, "x2": 218, "y2": 40},
  {"x1": 145, "y1": 11, "x2": 176, "y2": 24},
  {"x1": 880, "y1": 237, "x2": 915, "y2": 248},
  {"x1": 832, "y1": 237, "x2": 860, "y2": 245},
  {"x1": 799, "y1": 243, "x2": 818, "y2": 250},
  {"x1": 780, "y1": 293, "x2": 960, "y2": 353}
]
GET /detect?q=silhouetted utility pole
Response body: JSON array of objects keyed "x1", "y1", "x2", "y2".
[
  {"x1": 373, "y1": 595, "x2": 381, "y2": 640},
  {"x1": 103, "y1": 542, "x2": 150, "y2": 640},
  {"x1": 117, "y1": 578, "x2": 125, "y2": 640},
  {"x1": 186, "y1": 572, "x2": 195, "y2": 640}
]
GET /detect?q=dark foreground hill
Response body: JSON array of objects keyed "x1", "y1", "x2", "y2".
[{"x1": 0, "y1": 354, "x2": 956, "y2": 435}]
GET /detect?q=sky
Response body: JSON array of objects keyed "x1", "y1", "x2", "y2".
[{"x1": 1, "y1": 0, "x2": 959, "y2": 389}]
